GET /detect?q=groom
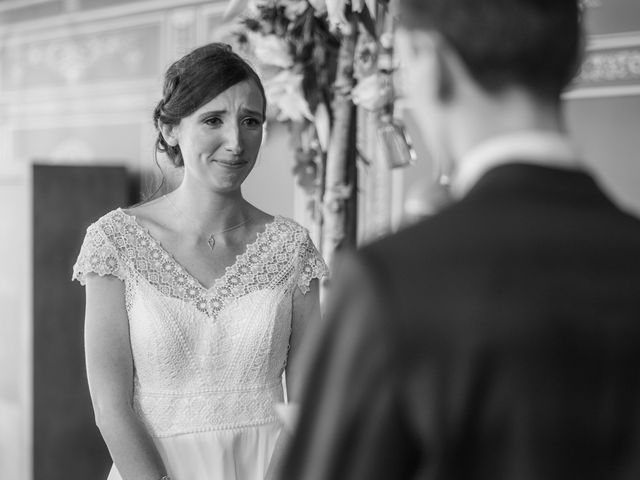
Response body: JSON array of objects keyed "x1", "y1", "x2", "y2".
[{"x1": 279, "y1": 0, "x2": 640, "y2": 479}]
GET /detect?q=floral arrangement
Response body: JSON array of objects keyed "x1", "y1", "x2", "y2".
[
  {"x1": 224, "y1": 0, "x2": 413, "y2": 263},
  {"x1": 227, "y1": 0, "x2": 332, "y2": 122},
  {"x1": 225, "y1": 0, "x2": 392, "y2": 126}
]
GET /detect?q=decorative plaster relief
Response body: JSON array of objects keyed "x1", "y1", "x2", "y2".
[
  {"x1": 1, "y1": 24, "x2": 160, "y2": 90},
  {"x1": 581, "y1": 0, "x2": 603, "y2": 8},
  {"x1": 578, "y1": 48, "x2": 640, "y2": 84}
]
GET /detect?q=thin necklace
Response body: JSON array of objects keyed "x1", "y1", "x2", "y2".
[{"x1": 164, "y1": 194, "x2": 252, "y2": 251}]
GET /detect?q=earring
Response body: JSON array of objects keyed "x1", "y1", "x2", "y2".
[{"x1": 432, "y1": 153, "x2": 453, "y2": 187}]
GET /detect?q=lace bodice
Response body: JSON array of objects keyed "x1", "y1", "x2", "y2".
[{"x1": 72, "y1": 209, "x2": 327, "y2": 437}]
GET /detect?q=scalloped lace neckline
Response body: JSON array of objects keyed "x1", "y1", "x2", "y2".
[{"x1": 116, "y1": 208, "x2": 280, "y2": 293}]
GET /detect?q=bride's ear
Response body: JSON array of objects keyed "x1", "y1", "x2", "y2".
[{"x1": 159, "y1": 122, "x2": 179, "y2": 147}]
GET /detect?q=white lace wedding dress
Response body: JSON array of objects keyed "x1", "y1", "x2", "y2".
[{"x1": 72, "y1": 209, "x2": 327, "y2": 480}]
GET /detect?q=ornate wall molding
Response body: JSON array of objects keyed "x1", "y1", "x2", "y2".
[
  {"x1": 1, "y1": 25, "x2": 158, "y2": 88},
  {"x1": 578, "y1": 48, "x2": 640, "y2": 84},
  {"x1": 569, "y1": 32, "x2": 640, "y2": 98},
  {"x1": 0, "y1": 13, "x2": 166, "y2": 97},
  {"x1": 581, "y1": 0, "x2": 603, "y2": 8}
]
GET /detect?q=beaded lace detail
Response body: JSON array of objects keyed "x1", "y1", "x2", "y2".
[{"x1": 72, "y1": 209, "x2": 328, "y2": 436}]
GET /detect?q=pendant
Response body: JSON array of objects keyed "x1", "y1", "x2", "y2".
[{"x1": 207, "y1": 234, "x2": 215, "y2": 250}]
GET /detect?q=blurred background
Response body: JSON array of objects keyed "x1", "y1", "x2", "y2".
[{"x1": 0, "y1": 0, "x2": 639, "y2": 479}]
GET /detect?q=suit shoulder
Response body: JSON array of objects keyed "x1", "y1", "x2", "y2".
[{"x1": 362, "y1": 206, "x2": 461, "y2": 257}]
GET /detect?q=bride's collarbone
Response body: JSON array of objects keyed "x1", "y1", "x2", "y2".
[
  {"x1": 130, "y1": 206, "x2": 269, "y2": 283},
  {"x1": 168, "y1": 233, "x2": 250, "y2": 280}
]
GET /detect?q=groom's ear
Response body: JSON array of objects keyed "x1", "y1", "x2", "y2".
[
  {"x1": 400, "y1": 29, "x2": 456, "y2": 104},
  {"x1": 428, "y1": 33, "x2": 457, "y2": 103}
]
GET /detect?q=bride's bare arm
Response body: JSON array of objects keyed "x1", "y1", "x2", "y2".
[
  {"x1": 286, "y1": 278, "x2": 321, "y2": 402},
  {"x1": 84, "y1": 274, "x2": 168, "y2": 480},
  {"x1": 265, "y1": 278, "x2": 321, "y2": 480}
]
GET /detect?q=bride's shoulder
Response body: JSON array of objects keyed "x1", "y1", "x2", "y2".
[
  {"x1": 270, "y1": 214, "x2": 307, "y2": 235},
  {"x1": 88, "y1": 207, "x2": 128, "y2": 231},
  {"x1": 87, "y1": 198, "x2": 168, "y2": 240},
  {"x1": 268, "y1": 217, "x2": 318, "y2": 255},
  {"x1": 120, "y1": 197, "x2": 169, "y2": 232}
]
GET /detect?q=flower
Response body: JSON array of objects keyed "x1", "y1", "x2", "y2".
[
  {"x1": 325, "y1": 0, "x2": 366, "y2": 30},
  {"x1": 247, "y1": 31, "x2": 293, "y2": 69},
  {"x1": 351, "y1": 0, "x2": 364, "y2": 12},
  {"x1": 351, "y1": 74, "x2": 393, "y2": 111},
  {"x1": 264, "y1": 69, "x2": 314, "y2": 121},
  {"x1": 308, "y1": 0, "x2": 327, "y2": 14},
  {"x1": 326, "y1": 0, "x2": 348, "y2": 30},
  {"x1": 280, "y1": 0, "x2": 310, "y2": 20}
]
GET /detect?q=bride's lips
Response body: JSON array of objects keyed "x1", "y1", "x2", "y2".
[{"x1": 213, "y1": 159, "x2": 248, "y2": 169}]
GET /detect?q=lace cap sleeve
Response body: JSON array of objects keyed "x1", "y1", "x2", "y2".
[
  {"x1": 72, "y1": 220, "x2": 126, "y2": 286},
  {"x1": 297, "y1": 233, "x2": 329, "y2": 294}
]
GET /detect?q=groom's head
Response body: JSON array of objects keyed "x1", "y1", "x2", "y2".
[
  {"x1": 395, "y1": 0, "x2": 583, "y2": 101},
  {"x1": 394, "y1": 0, "x2": 584, "y2": 174}
]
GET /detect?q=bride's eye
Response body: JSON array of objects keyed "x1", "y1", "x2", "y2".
[
  {"x1": 242, "y1": 117, "x2": 262, "y2": 128},
  {"x1": 204, "y1": 117, "x2": 223, "y2": 127}
]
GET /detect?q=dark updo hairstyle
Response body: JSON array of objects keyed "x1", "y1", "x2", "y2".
[{"x1": 153, "y1": 43, "x2": 266, "y2": 167}]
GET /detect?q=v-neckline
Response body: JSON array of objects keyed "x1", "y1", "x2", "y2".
[{"x1": 117, "y1": 208, "x2": 280, "y2": 293}]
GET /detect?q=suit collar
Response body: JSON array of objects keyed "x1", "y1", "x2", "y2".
[
  {"x1": 450, "y1": 131, "x2": 584, "y2": 199},
  {"x1": 462, "y1": 162, "x2": 610, "y2": 209}
]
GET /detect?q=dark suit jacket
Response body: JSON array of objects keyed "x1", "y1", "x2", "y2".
[{"x1": 280, "y1": 163, "x2": 640, "y2": 480}]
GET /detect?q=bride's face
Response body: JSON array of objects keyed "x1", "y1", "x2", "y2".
[{"x1": 170, "y1": 79, "x2": 265, "y2": 194}]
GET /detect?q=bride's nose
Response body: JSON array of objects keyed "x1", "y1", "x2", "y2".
[{"x1": 223, "y1": 123, "x2": 244, "y2": 155}]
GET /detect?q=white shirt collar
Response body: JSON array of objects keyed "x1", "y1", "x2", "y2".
[{"x1": 450, "y1": 130, "x2": 582, "y2": 199}]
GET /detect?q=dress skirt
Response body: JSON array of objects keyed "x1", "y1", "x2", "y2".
[{"x1": 106, "y1": 422, "x2": 282, "y2": 480}]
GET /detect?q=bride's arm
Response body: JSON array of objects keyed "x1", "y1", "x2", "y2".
[
  {"x1": 265, "y1": 278, "x2": 321, "y2": 480},
  {"x1": 287, "y1": 278, "x2": 321, "y2": 402},
  {"x1": 84, "y1": 274, "x2": 169, "y2": 480}
]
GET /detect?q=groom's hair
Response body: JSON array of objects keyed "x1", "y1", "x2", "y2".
[{"x1": 395, "y1": 0, "x2": 584, "y2": 101}]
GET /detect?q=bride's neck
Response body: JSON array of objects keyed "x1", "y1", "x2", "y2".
[{"x1": 166, "y1": 185, "x2": 251, "y2": 233}]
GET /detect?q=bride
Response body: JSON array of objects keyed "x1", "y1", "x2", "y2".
[{"x1": 72, "y1": 42, "x2": 327, "y2": 480}]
